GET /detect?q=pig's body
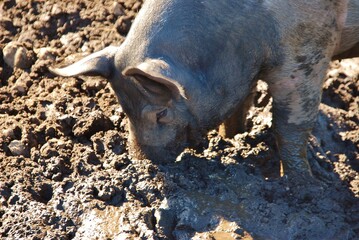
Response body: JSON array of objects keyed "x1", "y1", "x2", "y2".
[{"x1": 50, "y1": 0, "x2": 359, "y2": 177}]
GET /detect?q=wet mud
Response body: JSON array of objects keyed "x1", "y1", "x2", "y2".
[{"x1": 0, "y1": 0, "x2": 358, "y2": 239}]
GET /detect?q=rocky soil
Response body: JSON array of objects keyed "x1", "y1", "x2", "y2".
[{"x1": 0, "y1": 0, "x2": 358, "y2": 239}]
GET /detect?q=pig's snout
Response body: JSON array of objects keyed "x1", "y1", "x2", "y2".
[{"x1": 129, "y1": 138, "x2": 186, "y2": 163}]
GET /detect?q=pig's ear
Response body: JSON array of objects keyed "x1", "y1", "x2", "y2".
[
  {"x1": 49, "y1": 46, "x2": 119, "y2": 78},
  {"x1": 122, "y1": 59, "x2": 187, "y2": 100}
]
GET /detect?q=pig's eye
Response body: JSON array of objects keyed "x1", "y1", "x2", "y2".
[{"x1": 156, "y1": 109, "x2": 168, "y2": 123}]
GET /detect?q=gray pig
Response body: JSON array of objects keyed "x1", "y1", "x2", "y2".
[{"x1": 50, "y1": 0, "x2": 359, "y2": 178}]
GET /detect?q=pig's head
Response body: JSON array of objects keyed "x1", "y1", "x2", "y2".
[{"x1": 49, "y1": 46, "x2": 203, "y2": 162}]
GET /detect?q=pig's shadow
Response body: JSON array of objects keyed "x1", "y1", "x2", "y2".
[{"x1": 152, "y1": 121, "x2": 358, "y2": 239}]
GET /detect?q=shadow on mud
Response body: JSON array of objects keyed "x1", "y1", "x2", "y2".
[{"x1": 152, "y1": 131, "x2": 358, "y2": 239}]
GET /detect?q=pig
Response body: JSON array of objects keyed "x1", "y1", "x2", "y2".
[{"x1": 49, "y1": 0, "x2": 359, "y2": 178}]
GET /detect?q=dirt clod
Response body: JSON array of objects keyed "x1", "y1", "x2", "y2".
[
  {"x1": 7, "y1": 140, "x2": 29, "y2": 157},
  {"x1": 3, "y1": 41, "x2": 35, "y2": 69}
]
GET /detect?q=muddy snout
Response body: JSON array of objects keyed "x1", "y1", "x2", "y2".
[{"x1": 130, "y1": 142, "x2": 186, "y2": 163}]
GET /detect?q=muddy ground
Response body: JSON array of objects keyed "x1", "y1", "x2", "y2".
[{"x1": 0, "y1": 0, "x2": 358, "y2": 239}]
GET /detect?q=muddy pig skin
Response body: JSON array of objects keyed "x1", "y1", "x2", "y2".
[{"x1": 50, "y1": 0, "x2": 359, "y2": 178}]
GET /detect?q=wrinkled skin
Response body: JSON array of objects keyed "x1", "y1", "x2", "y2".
[{"x1": 50, "y1": 0, "x2": 359, "y2": 177}]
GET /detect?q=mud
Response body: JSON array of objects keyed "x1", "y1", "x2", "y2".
[{"x1": 0, "y1": 0, "x2": 358, "y2": 239}]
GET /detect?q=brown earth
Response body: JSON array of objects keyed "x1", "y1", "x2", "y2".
[{"x1": 0, "y1": 0, "x2": 358, "y2": 239}]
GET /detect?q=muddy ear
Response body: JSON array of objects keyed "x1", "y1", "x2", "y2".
[
  {"x1": 122, "y1": 59, "x2": 187, "y2": 100},
  {"x1": 49, "y1": 46, "x2": 119, "y2": 78}
]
